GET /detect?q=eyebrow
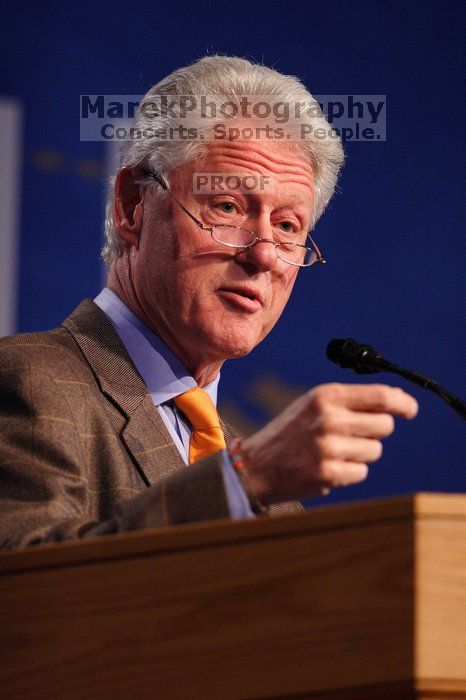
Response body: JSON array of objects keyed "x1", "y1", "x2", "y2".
[{"x1": 202, "y1": 190, "x2": 310, "y2": 211}]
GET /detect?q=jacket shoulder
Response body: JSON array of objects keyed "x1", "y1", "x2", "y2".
[{"x1": 0, "y1": 326, "x2": 91, "y2": 380}]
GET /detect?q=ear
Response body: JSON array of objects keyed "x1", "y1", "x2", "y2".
[{"x1": 113, "y1": 167, "x2": 145, "y2": 248}]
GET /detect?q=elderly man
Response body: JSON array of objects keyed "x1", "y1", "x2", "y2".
[{"x1": 0, "y1": 56, "x2": 417, "y2": 548}]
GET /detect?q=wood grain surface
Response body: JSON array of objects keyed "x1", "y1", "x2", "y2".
[{"x1": 0, "y1": 492, "x2": 465, "y2": 699}]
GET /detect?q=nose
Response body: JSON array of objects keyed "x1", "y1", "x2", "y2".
[{"x1": 234, "y1": 236, "x2": 279, "y2": 272}]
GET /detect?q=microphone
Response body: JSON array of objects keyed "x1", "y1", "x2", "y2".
[
  {"x1": 326, "y1": 338, "x2": 466, "y2": 420},
  {"x1": 326, "y1": 338, "x2": 388, "y2": 374}
]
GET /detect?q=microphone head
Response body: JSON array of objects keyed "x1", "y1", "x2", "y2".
[
  {"x1": 326, "y1": 338, "x2": 384, "y2": 374},
  {"x1": 326, "y1": 338, "x2": 357, "y2": 367}
]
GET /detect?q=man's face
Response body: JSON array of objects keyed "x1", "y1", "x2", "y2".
[{"x1": 128, "y1": 139, "x2": 314, "y2": 370}]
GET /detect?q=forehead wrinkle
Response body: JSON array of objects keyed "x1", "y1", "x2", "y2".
[
  {"x1": 204, "y1": 152, "x2": 313, "y2": 192},
  {"x1": 205, "y1": 140, "x2": 313, "y2": 175}
]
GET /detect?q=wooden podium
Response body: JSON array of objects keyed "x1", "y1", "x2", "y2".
[{"x1": 1, "y1": 492, "x2": 465, "y2": 699}]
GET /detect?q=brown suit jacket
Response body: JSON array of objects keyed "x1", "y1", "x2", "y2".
[{"x1": 0, "y1": 299, "x2": 302, "y2": 549}]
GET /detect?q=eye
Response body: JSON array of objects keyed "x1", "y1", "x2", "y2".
[
  {"x1": 217, "y1": 201, "x2": 237, "y2": 214},
  {"x1": 277, "y1": 221, "x2": 295, "y2": 233}
]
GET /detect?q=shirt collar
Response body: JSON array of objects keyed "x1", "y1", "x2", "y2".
[{"x1": 93, "y1": 288, "x2": 220, "y2": 407}]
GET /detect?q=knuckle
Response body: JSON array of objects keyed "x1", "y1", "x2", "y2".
[
  {"x1": 313, "y1": 410, "x2": 339, "y2": 436},
  {"x1": 391, "y1": 387, "x2": 406, "y2": 403},
  {"x1": 373, "y1": 386, "x2": 391, "y2": 407},
  {"x1": 325, "y1": 383, "x2": 346, "y2": 402},
  {"x1": 312, "y1": 397, "x2": 328, "y2": 418},
  {"x1": 313, "y1": 435, "x2": 326, "y2": 460},
  {"x1": 310, "y1": 383, "x2": 344, "y2": 412},
  {"x1": 309, "y1": 390, "x2": 327, "y2": 414},
  {"x1": 334, "y1": 416, "x2": 352, "y2": 435},
  {"x1": 315, "y1": 435, "x2": 340, "y2": 460}
]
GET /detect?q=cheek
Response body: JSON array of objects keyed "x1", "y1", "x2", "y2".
[
  {"x1": 259, "y1": 272, "x2": 298, "y2": 335},
  {"x1": 271, "y1": 269, "x2": 299, "y2": 311}
]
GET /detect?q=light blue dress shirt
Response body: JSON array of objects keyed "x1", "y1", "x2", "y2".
[{"x1": 94, "y1": 288, "x2": 254, "y2": 520}]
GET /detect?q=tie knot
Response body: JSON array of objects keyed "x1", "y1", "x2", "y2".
[{"x1": 173, "y1": 387, "x2": 221, "y2": 431}]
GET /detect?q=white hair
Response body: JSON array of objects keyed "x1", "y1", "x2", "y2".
[{"x1": 102, "y1": 55, "x2": 344, "y2": 265}]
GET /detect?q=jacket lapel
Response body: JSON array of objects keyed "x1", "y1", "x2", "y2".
[
  {"x1": 61, "y1": 298, "x2": 185, "y2": 486},
  {"x1": 122, "y1": 395, "x2": 187, "y2": 484}
]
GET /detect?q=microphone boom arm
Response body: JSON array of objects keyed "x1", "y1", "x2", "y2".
[
  {"x1": 326, "y1": 338, "x2": 466, "y2": 420},
  {"x1": 383, "y1": 359, "x2": 466, "y2": 419}
]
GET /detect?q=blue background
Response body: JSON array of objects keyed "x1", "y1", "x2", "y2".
[{"x1": 1, "y1": 0, "x2": 464, "y2": 506}]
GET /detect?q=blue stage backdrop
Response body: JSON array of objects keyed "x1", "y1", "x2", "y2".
[{"x1": 1, "y1": 0, "x2": 464, "y2": 506}]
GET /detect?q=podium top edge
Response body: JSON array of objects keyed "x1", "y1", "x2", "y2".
[{"x1": 1, "y1": 492, "x2": 465, "y2": 575}]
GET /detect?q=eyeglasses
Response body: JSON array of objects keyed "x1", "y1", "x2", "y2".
[{"x1": 139, "y1": 168, "x2": 326, "y2": 267}]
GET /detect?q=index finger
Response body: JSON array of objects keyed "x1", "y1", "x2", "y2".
[{"x1": 329, "y1": 384, "x2": 419, "y2": 418}]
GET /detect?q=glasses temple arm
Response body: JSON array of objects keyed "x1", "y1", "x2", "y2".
[
  {"x1": 308, "y1": 234, "x2": 326, "y2": 264},
  {"x1": 139, "y1": 167, "x2": 208, "y2": 230}
]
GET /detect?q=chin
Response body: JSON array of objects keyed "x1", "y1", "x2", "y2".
[
  {"x1": 206, "y1": 327, "x2": 260, "y2": 360},
  {"x1": 225, "y1": 343, "x2": 255, "y2": 359}
]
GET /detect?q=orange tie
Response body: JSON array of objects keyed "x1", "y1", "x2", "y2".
[{"x1": 173, "y1": 387, "x2": 226, "y2": 464}]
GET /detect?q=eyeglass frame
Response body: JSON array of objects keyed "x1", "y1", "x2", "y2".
[{"x1": 139, "y1": 167, "x2": 326, "y2": 267}]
